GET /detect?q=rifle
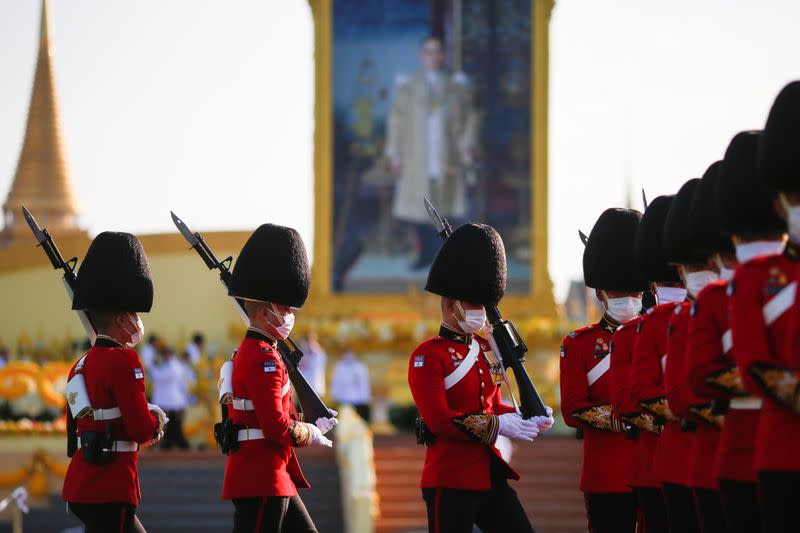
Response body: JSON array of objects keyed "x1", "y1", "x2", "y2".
[
  {"x1": 423, "y1": 199, "x2": 547, "y2": 418},
  {"x1": 170, "y1": 212, "x2": 333, "y2": 422},
  {"x1": 22, "y1": 206, "x2": 93, "y2": 457}
]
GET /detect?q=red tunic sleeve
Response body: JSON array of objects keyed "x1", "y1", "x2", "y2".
[
  {"x1": 110, "y1": 350, "x2": 158, "y2": 444},
  {"x1": 559, "y1": 331, "x2": 594, "y2": 429},
  {"x1": 630, "y1": 306, "x2": 671, "y2": 404},
  {"x1": 665, "y1": 304, "x2": 692, "y2": 419},
  {"x1": 610, "y1": 319, "x2": 642, "y2": 417},
  {"x1": 687, "y1": 283, "x2": 731, "y2": 400},
  {"x1": 731, "y1": 263, "x2": 776, "y2": 395},
  {"x1": 241, "y1": 348, "x2": 295, "y2": 447}
]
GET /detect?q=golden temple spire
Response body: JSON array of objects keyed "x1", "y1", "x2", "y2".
[{"x1": 1, "y1": 0, "x2": 84, "y2": 247}]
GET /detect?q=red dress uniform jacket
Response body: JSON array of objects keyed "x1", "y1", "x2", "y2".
[
  {"x1": 609, "y1": 317, "x2": 654, "y2": 488},
  {"x1": 222, "y1": 330, "x2": 310, "y2": 499},
  {"x1": 688, "y1": 280, "x2": 757, "y2": 482},
  {"x1": 62, "y1": 339, "x2": 158, "y2": 505},
  {"x1": 657, "y1": 302, "x2": 694, "y2": 487},
  {"x1": 408, "y1": 325, "x2": 518, "y2": 491},
  {"x1": 560, "y1": 317, "x2": 634, "y2": 494},
  {"x1": 731, "y1": 253, "x2": 800, "y2": 473},
  {"x1": 683, "y1": 283, "x2": 726, "y2": 489},
  {"x1": 630, "y1": 303, "x2": 680, "y2": 488}
]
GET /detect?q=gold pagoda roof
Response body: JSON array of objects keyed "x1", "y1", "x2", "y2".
[{"x1": 1, "y1": 0, "x2": 83, "y2": 246}]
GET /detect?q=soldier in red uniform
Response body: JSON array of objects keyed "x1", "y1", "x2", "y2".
[
  {"x1": 221, "y1": 224, "x2": 338, "y2": 533},
  {"x1": 717, "y1": 130, "x2": 787, "y2": 533},
  {"x1": 627, "y1": 194, "x2": 687, "y2": 533},
  {"x1": 408, "y1": 222, "x2": 554, "y2": 533},
  {"x1": 747, "y1": 82, "x2": 800, "y2": 532},
  {"x1": 62, "y1": 232, "x2": 167, "y2": 532},
  {"x1": 682, "y1": 162, "x2": 731, "y2": 533},
  {"x1": 659, "y1": 177, "x2": 721, "y2": 533},
  {"x1": 561, "y1": 208, "x2": 647, "y2": 533}
]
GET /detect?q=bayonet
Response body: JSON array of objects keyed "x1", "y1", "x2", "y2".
[
  {"x1": 23, "y1": 206, "x2": 96, "y2": 343},
  {"x1": 578, "y1": 230, "x2": 589, "y2": 246},
  {"x1": 642, "y1": 189, "x2": 648, "y2": 211}
]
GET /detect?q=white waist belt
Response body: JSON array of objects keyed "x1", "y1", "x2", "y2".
[
  {"x1": 232, "y1": 398, "x2": 254, "y2": 411},
  {"x1": 76, "y1": 437, "x2": 138, "y2": 452},
  {"x1": 730, "y1": 397, "x2": 763, "y2": 410},
  {"x1": 237, "y1": 428, "x2": 264, "y2": 441},
  {"x1": 92, "y1": 407, "x2": 122, "y2": 421}
]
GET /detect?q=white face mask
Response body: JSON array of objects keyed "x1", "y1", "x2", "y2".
[
  {"x1": 684, "y1": 270, "x2": 719, "y2": 298},
  {"x1": 780, "y1": 194, "x2": 800, "y2": 244},
  {"x1": 655, "y1": 286, "x2": 687, "y2": 304},
  {"x1": 123, "y1": 313, "x2": 144, "y2": 348},
  {"x1": 735, "y1": 240, "x2": 786, "y2": 264},
  {"x1": 267, "y1": 304, "x2": 295, "y2": 339},
  {"x1": 605, "y1": 296, "x2": 642, "y2": 323},
  {"x1": 455, "y1": 302, "x2": 487, "y2": 334}
]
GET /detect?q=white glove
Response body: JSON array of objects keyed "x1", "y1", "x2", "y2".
[
  {"x1": 498, "y1": 413, "x2": 539, "y2": 442},
  {"x1": 309, "y1": 423, "x2": 333, "y2": 447},
  {"x1": 532, "y1": 406, "x2": 555, "y2": 434},
  {"x1": 315, "y1": 410, "x2": 339, "y2": 435},
  {"x1": 148, "y1": 403, "x2": 169, "y2": 434}
]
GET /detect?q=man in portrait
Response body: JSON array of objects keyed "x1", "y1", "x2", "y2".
[{"x1": 385, "y1": 35, "x2": 479, "y2": 270}]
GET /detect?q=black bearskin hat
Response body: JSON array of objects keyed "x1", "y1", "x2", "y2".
[
  {"x1": 72, "y1": 232, "x2": 154, "y2": 312},
  {"x1": 663, "y1": 178, "x2": 707, "y2": 265},
  {"x1": 759, "y1": 81, "x2": 800, "y2": 194},
  {"x1": 689, "y1": 161, "x2": 734, "y2": 256},
  {"x1": 635, "y1": 195, "x2": 681, "y2": 283},
  {"x1": 583, "y1": 208, "x2": 648, "y2": 292},
  {"x1": 425, "y1": 223, "x2": 506, "y2": 306},
  {"x1": 228, "y1": 224, "x2": 311, "y2": 308},
  {"x1": 717, "y1": 131, "x2": 786, "y2": 238}
]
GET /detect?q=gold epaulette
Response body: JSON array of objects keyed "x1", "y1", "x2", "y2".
[
  {"x1": 289, "y1": 421, "x2": 314, "y2": 447},
  {"x1": 688, "y1": 403, "x2": 723, "y2": 428},
  {"x1": 750, "y1": 363, "x2": 800, "y2": 414},
  {"x1": 621, "y1": 412, "x2": 662, "y2": 434},
  {"x1": 705, "y1": 366, "x2": 746, "y2": 395},
  {"x1": 640, "y1": 396, "x2": 679, "y2": 423},
  {"x1": 572, "y1": 405, "x2": 626, "y2": 432},
  {"x1": 453, "y1": 414, "x2": 499, "y2": 445}
]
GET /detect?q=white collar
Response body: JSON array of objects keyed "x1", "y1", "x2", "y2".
[{"x1": 735, "y1": 240, "x2": 785, "y2": 264}]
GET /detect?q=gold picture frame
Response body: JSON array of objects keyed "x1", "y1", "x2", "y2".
[{"x1": 305, "y1": 0, "x2": 556, "y2": 320}]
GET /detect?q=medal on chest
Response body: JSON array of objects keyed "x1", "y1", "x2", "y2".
[
  {"x1": 765, "y1": 267, "x2": 789, "y2": 296},
  {"x1": 593, "y1": 337, "x2": 609, "y2": 358}
]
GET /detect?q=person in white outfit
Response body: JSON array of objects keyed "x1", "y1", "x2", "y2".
[
  {"x1": 330, "y1": 351, "x2": 371, "y2": 422},
  {"x1": 183, "y1": 333, "x2": 204, "y2": 365},
  {"x1": 149, "y1": 347, "x2": 194, "y2": 449}
]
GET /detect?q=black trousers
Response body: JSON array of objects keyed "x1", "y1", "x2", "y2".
[
  {"x1": 584, "y1": 492, "x2": 637, "y2": 533},
  {"x1": 232, "y1": 496, "x2": 317, "y2": 533},
  {"x1": 663, "y1": 483, "x2": 700, "y2": 533},
  {"x1": 68, "y1": 502, "x2": 143, "y2": 533},
  {"x1": 759, "y1": 471, "x2": 800, "y2": 533},
  {"x1": 161, "y1": 409, "x2": 190, "y2": 450},
  {"x1": 693, "y1": 488, "x2": 727, "y2": 533},
  {"x1": 636, "y1": 487, "x2": 669, "y2": 533},
  {"x1": 718, "y1": 479, "x2": 761, "y2": 533},
  {"x1": 421, "y1": 480, "x2": 535, "y2": 533}
]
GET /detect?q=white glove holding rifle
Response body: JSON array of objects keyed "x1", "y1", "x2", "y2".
[
  {"x1": 142, "y1": 403, "x2": 169, "y2": 447},
  {"x1": 315, "y1": 409, "x2": 339, "y2": 435},
  {"x1": 498, "y1": 413, "x2": 539, "y2": 442},
  {"x1": 531, "y1": 406, "x2": 555, "y2": 434}
]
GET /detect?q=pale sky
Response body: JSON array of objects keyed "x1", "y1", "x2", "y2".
[{"x1": 1, "y1": 1, "x2": 799, "y2": 303}]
